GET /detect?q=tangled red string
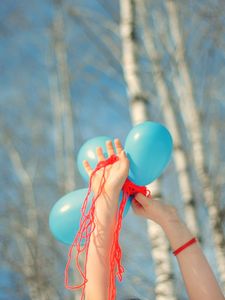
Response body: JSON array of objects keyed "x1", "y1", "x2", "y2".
[{"x1": 64, "y1": 154, "x2": 151, "y2": 300}]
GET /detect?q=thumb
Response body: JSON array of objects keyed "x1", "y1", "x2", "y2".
[
  {"x1": 134, "y1": 193, "x2": 150, "y2": 207},
  {"x1": 131, "y1": 193, "x2": 151, "y2": 217}
]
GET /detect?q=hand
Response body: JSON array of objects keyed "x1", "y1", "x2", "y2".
[
  {"x1": 131, "y1": 193, "x2": 180, "y2": 228},
  {"x1": 83, "y1": 138, "x2": 130, "y2": 197}
]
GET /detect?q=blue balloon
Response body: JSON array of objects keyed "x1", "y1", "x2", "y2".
[
  {"x1": 77, "y1": 136, "x2": 114, "y2": 182},
  {"x1": 49, "y1": 188, "x2": 90, "y2": 245},
  {"x1": 49, "y1": 188, "x2": 131, "y2": 245},
  {"x1": 120, "y1": 193, "x2": 132, "y2": 217},
  {"x1": 124, "y1": 121, "x2": 173, "y2": 186}
]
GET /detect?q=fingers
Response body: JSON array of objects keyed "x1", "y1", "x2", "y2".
[
  {"x1": 131, "y1": 198, "x2": 145, "y2": 216},
  {"x1": 132, "y1": 198, "x2": 143, "y2": 208},
  {"x1": 106, "y1": 140, "x2": 115, "y2": 156},
  {"x1": 83, "y1": 160, "x2": 93, "y2": 176},
  {"x1": 84, "y1": 138, "x2": 124, "y2": 171},
  {"x1": 105, "y1": 138, "x2": 124, "y2": 156},
  {"x1": 114, "y1": 138, "x2": 123, "y2": 154},
  {"x1": 134, "y1": 193, "x2": 151, "y2": 207},
  {"x1": 96, "y1": 146, "x2": 105, "y2": 162}
]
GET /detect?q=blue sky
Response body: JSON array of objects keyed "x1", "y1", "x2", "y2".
[{"x1": 0, "y1": 0, "x2": 224, "y2": 299}]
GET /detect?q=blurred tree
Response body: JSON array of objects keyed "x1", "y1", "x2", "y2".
[
  {"x1": 120, "y1": 1, "x2": 176, "y2": 299},
  {"x1": 51, "y1": 0, "x2": 76, "y2": 193},
  {"x1": 0, "y1": 1, "x2": 79, "y2": 299},
  {"x1": 165, "y1": 0, "x2": 225, "y2": 286},
  {"x1": 0, "y1": 139, "x2": 63, "y2": 300},
  {"x1": 137, "y1": 0, "x2": 200, "y2": 238}
]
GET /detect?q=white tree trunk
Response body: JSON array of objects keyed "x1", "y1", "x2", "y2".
[
  {"x1": 138, "y1": 0, "x2": 199, "y2": 238},
  {"x1": 52, "y1": 5, "x2": 80, "y2": 299},
  {"x1": 120, "y1": 1, "x2": 176, "y2": 299},
  {"x1": 8, "y1": 147, "x2": 60, "y2": 300},
  {"x1": 147, "y1": 181, "x2": 176, "y2": 300},
  {"x1": 9, "y1": 147, "x2": 38, "y2": 235},
  {"x1": 166, "y1": 0, "x2": 225, "y2": 288},
  {"x1": 53, "y1": 7, "x2": 76, "y2": 192},
  {"x1": 119, "y1": 0, "x2": 149, "y2": 124},
  {"x1": 47, "y1": 44, "x2": 65, "y2": 194}
]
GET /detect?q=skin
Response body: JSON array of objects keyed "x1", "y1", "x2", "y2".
[
  {"x1": 83, "y1": 139, "x2": 129, "y2": 300},
  {"x1": 83, "y1": 139, "x2": 224, "y2": 300}
]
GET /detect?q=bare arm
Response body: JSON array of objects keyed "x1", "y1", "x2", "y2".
[
  {"x1": 132, "y1": 194, "x2": 225, "y2": 300},
  {"x1": 84, "y1": 192, "x2": 119, "y2": 300},
  {"x1": 81, "y1": 136, "x2": 224, "y2": 300},
  {"x1": 83, "y1": 139, "x2": 129, "y2": 300}
]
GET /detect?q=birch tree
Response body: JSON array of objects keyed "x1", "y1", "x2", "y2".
[
  {"x1": 1, "y1": 144, "x2": 61, "y2": 300},
  {"x1": 1, "y1": 2, "x2": 79, "y2": 298},
  {"x1": 47, "y1": 41, "x2": 65, "y2": 194},
  {"x1": 120, "y1": 1, "x2": 176, "y2": 299},
  {"x1": 49, "y1": 2, "x2": 82, "y2": 299},
  {"x1": 137, "y1": 0, "x2": 200, "y2": 238},
  {"x1": 51, "y1": 0, "x2": 76, "y2": 193},
  {"x1": 165, "y1": 0, "x2": 225, "y2": 288}
]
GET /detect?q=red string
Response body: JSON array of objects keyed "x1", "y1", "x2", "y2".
[
  {"x1": 64, "y1": 154, "x2": 151, "y2": 300},
  {"x1": 108, "y1": 178, "x2": 151, "y2": 299}
]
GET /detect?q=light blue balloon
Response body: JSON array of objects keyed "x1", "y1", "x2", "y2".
[
  {"x1": 49, "y1": 188, "x2": 90, "y2": 245},
  {"x1": 77, "y1": 136, "x2": 114, "y2": 182},
  {"x1": 49, "y1": 188, "x2": 131, "y2": 245},
  {"x1": 124, "y1": 121, "x2": 173, "y2": 186},
  {"x1": 119, "y1": 193, "x2": 132, "y2": 217}
]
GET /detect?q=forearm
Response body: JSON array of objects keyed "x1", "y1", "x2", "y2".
[
  {"x1": 81, "y1": 139, "x2": 129, "y2": 299},
  {"x1": 85, "y1": 191, "x2": 119, "y2": 300},
  {"x1": 161, "y1": 216, "x2": 224, "y2": 300}
]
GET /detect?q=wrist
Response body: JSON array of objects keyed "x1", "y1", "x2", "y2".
[
  {"x1": 161, "y1": 216, "x2": 194, "y2": 251},
  {"x1": 93, "y1": 185, "x2": 120, "y2": 199},
  {"x1": 104, "y1": 184, "x2": 122, "y2": 199},
  {"x1": 157, "y1": 206, "x2": 181, "y2": 229},
  {"x1": 94, "y1": 191, "x2": 120, "y2": 220}
]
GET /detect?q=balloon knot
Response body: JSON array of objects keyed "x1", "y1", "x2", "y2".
[{"x1": 122, "y1": 178, "x2": 151, "y2": 198}]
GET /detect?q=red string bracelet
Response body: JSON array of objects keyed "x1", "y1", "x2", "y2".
[{"x1": 173, "y1": 237, "x2": 197, "y2": 256}]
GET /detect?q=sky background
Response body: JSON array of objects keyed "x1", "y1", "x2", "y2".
[{"x1": 0, "y1": 0, "x2": 225, "y2": 299}]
